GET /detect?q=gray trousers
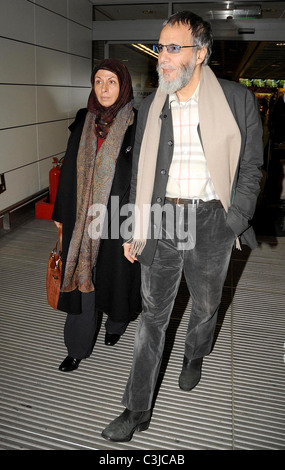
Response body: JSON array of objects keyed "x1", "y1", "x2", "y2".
[{"x1": 122, "y1": 200, "x2": 236, "y2": 411}]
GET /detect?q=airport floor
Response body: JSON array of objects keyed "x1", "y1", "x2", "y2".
[{"x1": 0, "y1": 211, "x2": 284, "y2": 451}]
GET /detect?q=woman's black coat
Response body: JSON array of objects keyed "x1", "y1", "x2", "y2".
[{"x1": 52, "y1": 108, "x2": 141, "y2": 321}]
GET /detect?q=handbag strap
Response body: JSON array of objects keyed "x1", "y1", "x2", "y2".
[{"x1": 53, "y1": 225, "x2": 62, "y2": 254}]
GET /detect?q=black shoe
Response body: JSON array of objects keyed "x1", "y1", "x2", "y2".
[
  {"x1": 58, "y1": 356, "x2": 81, "y2": 372},
  {"x1": 101, "y1": 408, "x2": 151, "y2": 442},
  {"x1": 105, "y1": 333, "x2": 120, "y2": 346},
  {"x1": 179, "y1": 356, "x2": 203, "y2": 391}
]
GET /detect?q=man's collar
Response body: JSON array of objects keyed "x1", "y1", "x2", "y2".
[{"x1": 169, "y1": 82, "x2": 200, "y2": 107}]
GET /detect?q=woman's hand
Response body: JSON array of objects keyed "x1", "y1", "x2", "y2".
[
  {"x1": 54, "y1": 221, "x2": 62, "y2": 230},
  {"x1": 123, "y1": 242, "x2": 137, "y2": 263}
]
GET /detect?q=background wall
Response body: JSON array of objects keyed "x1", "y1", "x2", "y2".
[{"x1": 0, "y1": 0, "x2": 92, "y2": 212}]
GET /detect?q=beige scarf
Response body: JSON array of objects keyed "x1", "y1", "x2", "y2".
[
  {"x1": 62, "y1": 103, "x2": 134, "y2": 293},
  {"x1": 129, "y1": 65, "x2": 241, "y2": 257}
]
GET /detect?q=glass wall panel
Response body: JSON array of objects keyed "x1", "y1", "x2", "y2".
[
  {"x1": 92, "y1": 40, "x2": 105, "y2": 65},
  {"x1": 109, "y1": 43, "x2": 158, "y2": 108}
]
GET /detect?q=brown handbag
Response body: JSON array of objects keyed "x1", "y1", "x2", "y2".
[{"x1": 46, "y1": 226, "x2": 62, "y2": 309}]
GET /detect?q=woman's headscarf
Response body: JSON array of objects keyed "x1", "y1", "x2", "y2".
[
  {"x1": 87, "y1": 58, "x2": 133, "y2": 138},
  {"x1": 61, "y1": 60, "x2": 134, "y2": 294}
]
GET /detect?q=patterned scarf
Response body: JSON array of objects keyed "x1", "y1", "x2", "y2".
[{"x1": 61, "y1": 102, "x2": 134, "y2": 293}]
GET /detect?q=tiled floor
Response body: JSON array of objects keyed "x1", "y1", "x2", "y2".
[{"x1": 0, "y1": 216, "x2": 284, "y2": 450}]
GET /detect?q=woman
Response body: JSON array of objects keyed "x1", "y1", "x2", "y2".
[{"x1": 52, "y1": 59, "x2": 141, "y2": 372}]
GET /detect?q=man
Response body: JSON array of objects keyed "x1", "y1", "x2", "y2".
[{"x1": 101, "y1": 10, "x2": 263, "y2": 442}]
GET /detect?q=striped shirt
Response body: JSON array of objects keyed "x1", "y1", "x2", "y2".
[{"x1": 166, "y1": 85, "x2": 218, "y2": 201}]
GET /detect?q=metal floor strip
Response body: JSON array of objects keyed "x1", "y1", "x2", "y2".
[{"x1": 0, "y1": 218, "x2": 285, "y2": 450}]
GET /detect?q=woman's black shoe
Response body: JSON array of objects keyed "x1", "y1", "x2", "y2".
[
  {"x1": 58, "y1": 356, "x2": 81, "y2": 372},
  {"x1": 105, "y1": 333, "x2": 120, "y2": 346}
]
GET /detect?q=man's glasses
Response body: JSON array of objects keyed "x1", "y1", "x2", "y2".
[{"x1": 154, "y1": 44, "x2": 198, "y2": 54}]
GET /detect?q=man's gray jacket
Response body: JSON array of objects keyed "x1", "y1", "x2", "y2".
[{"x1": 129, "y1": 78, "x2": 263, "y2": 266}]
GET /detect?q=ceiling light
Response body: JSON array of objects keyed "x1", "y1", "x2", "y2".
[{"x1": 132, "y1": 44, "x2": 158, "y2": 59}]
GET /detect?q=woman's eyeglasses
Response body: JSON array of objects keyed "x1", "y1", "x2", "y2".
[{"x1": 154, "y1": 44, "x2": 198, "y2": 54}]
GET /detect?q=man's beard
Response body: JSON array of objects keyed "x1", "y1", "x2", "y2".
[{"x1": 157, "y1": 57, "x2": 196, "y2": 95}]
